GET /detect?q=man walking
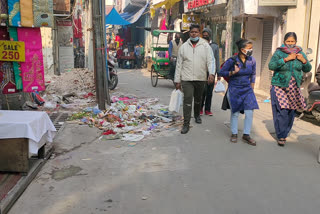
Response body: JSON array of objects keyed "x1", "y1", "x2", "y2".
[
  {"x1": 168, "y1": 33, "x2": 183, "y2": 79},
  {"x1": 201, "y1": 28, "x2": 220, "y2": 116},
  {"x1": 175, "y1": 24, "x2": 215, "y2": 134}
]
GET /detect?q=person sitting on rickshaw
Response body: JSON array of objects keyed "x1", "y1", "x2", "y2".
[{"x1": 168, "y1": 33, "x2": 183, "y2": 79}]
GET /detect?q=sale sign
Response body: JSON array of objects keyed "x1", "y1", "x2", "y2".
[{"x1": 0, "y1": 41, "x2": 25, "y2": 62}]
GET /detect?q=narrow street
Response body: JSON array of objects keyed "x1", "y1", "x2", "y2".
[{"x1": 8, "y1": 68, "x2": 320, "y2": 214}]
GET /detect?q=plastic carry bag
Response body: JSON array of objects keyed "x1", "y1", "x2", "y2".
[
  {"x1": 169, "y1": 89, "x2": 183, "y2": 112},
  {"x1": 214, "y1": 80, "x2": 226, "y2": 93}
]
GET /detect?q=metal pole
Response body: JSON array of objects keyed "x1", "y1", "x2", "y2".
[
  {"x1": 225, "y1": 0, "x2": 233, "y2": 60},
  {"x1": 102, "y1": 0, "x2": 111, "y2": 105},
  {"x1": 92, "y1": 0, "x2": 107, "y2": 110}
]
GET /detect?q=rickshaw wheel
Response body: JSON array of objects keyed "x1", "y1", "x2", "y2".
[{"x1": 151, "y1": 66, "x2": 158, "y2": 87}]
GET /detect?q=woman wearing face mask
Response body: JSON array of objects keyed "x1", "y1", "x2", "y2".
[
  {"x1": 219, "y1": 39, "x2": 259, "y2": 145},
  {"x1": 269, "y1": 32, "x2": 312, "y2": 147}
]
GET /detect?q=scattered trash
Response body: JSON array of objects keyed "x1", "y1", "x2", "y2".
[
  {"x1": 44, "y1": 101, "x2": 57, "y2": 109},
  {"x1": 81, "y1": 158, "x2": 92, "y2": 161},
  {"x1": 103, "y1": 130, "x2": 116, "y2": 135},
  {"x1": 122, "y1": 134, "x2": 144, "y2": 142},
  {"x1": 67, "y1": 94, "x2": 183, "y2": 142},
  {"x1": 128, "y1": 142, "x2": 137, "y2": 147},
  {"x1": 263, "y1": 99, "x2": 271, "y2": 103},
  {"x1": 142, "y1": 196, "x2": 148, "y2": 200}
]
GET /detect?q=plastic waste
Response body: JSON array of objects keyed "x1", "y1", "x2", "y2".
[
  {"x1": 169, "y1": 89, "x2": 183, "y2": 113},
  {"x1": 214, "y1": 80, "x2": 226, "y2": 93},
  {"x1": 122, "y1": 134, "x2": 144, "y2": 142}
]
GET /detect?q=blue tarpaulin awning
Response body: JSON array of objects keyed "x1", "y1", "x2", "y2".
[
  {"x1": 105, "y1": 1, "x2": 150, "y2": 26},
  {"x1": 105, "y1": 8, "x2": 131, "y2": 25}
]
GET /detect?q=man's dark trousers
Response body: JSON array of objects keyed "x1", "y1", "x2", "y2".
[
  {"x1": 182, "y1": 81, "x2": 206, "y2": 125},
  {"x1": 202, "y1": 82, "x2": 214, "y2": 111}
]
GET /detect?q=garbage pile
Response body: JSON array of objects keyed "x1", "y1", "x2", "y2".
[
  {"x1": 23, "y1": 69, "x2": 96, "y2": 111},
  {"x1": 69, "y1": 94, "x2": 183, "y2": 141}
]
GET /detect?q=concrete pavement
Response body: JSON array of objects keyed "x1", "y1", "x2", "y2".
[{"x1": 8, "y1": 68, "x2": 320, "y2": 214}]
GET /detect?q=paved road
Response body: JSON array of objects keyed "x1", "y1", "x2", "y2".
[{"x1": 9, "y1": 69, "x2": 320, "y2": 214}]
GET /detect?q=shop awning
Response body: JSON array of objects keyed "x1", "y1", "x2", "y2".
[
  {"x1": 120, "y1": 1, "x2": 150, "y2": 24},
  {"x1": 105, "y1": 8, "x2": 131, "y2": 25},
  {"x1": 105, "y1": 1, "x2": 150, "y2": 26},
  {"x1": 152, "y1": 0, "x2": 180, "y2": 10}
]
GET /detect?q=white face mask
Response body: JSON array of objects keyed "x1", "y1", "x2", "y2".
[
  {"x1": 242, "y1": 49, "x2": 253, "y2": 56},
  {"x1": 286, "y1": 44, "x2": 296, "y2": 49}
]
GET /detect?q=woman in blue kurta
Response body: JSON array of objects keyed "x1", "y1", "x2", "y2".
[{"x1": 219, "y1": 39, "x2": 259, "y2": 146}]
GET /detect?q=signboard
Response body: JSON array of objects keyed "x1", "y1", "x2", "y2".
[
  {"x1": 184, "y1": 0, "x2": 227, "y2": 12},
  {"x1": 0, "y1": 41, "x2": 25, "y2": 62},
  {"x1": 182, "y1": 14, "x2": 201, "y2": 30},
  {"x1": 259, "y1": 0, "x2": 297, "y2": 6},
  {"x1": 187, "y1": 0, "x2": 215, "y2": 10}
]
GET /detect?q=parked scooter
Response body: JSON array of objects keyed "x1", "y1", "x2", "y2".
[
  {"x1": 107, "y1": 57, "x2": 118, "y2": 90},
  {"x1": 300, "y1": 48, "x2": 320, "y2": 122}
]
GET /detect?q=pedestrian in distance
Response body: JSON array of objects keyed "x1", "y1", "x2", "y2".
[
  {"x1": 219, "y1": 39, "x2": 258, "y2": 146},
  {"x1": 175, "y1": 24, "x2": 215, "y2": 134},
  {"x1": 134, "y1": 44, "x2": 142, "y2": 69},
  {"x1": 269, "y1": 32, "x2": 312, "y2": 147},
  {"x1": 201, "y1": 28, "x2": 220, "y2": 116},
  {"x1": 168, "y1": 33, "x2": 183, "y2": 80}
]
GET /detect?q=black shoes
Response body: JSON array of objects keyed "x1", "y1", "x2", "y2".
[
  {"x1": 181, "y1": 125, "x2": 190, "y2": 134},
  {"x1": 195, "y1": 116, "x2": 202, "y2": 124}
]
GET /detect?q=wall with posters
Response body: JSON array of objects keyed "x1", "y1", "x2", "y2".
[{"x1": 56, "y1": 20, "x2": 74, "y2": 73}]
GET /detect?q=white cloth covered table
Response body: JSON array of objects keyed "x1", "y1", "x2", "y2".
[{"x1": 0, "y1": 110, "x2": 56, "y2": 155}]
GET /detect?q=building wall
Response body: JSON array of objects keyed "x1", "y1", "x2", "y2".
[
  {"x1": 239, "y1": 0, "x2": 284, "y2": 17},
  {"x1": 307, "y1": 0, "x2": 320, "y2": 80},
  {"x1": 285, "y1": 0, "x2": 307, "y2": 47},
  {"x1": 84, "y1": 0, "x2": 94, "y2": 72},
  {"x1": 41, "y1": 28, "x2": 54, "y2": 75},
  {"x1": 245, "y1": 17, "x2": 263, "y2": 87}
]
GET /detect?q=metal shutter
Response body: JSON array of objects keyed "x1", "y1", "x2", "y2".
[{"x1": 260, "y1": 21, "x2": 274, "y2": 90}]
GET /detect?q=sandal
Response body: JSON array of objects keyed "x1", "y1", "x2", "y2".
[
  {"x1": 242, "y1": 135, "x2": 256, "y2": 146},
  {"x1": 230, "y1": 134, "x2": 238, "y2": 143},
  {"x1": 277, "y1": 138, "x2": 286, "y2": 147}
]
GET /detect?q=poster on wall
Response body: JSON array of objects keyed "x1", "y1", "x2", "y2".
[
  {"x1": 182, "y1": 14, "x2": 200, "y2": 31},
  {"x1": 53, "y1": 0, "x2": 71, "y2": 13},
  {"x1": 57, "y1": 20, "x2": 73, "y2": 47}
]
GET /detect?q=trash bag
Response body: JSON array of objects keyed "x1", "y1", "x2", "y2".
[
  {"x1": 169, "y1": 89, "x2": 183, "y2": 112},
  {"x1": 214, "y1": 80, "x2": 225, "y2": 93}
]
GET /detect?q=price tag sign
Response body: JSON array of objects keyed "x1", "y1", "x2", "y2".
[{"x1": 0, "y1": 41, "x2": 25, "y2": 62}]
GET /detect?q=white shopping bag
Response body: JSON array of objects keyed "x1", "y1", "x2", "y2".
[
  {"x1": 214, "y1": 80, "x2": 226, "y2": 93},
  {"x1": 169, "y1": 89, "x2": 183, "y2": 112}
]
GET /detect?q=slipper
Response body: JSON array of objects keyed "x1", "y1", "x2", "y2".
[
  {"x1": 230, "y1": 134, "x2": 238, "y2": 143},
  {"x1": 242, "y1": 135, "x2": 256, "y2": 146},
  {"x1": 277, "y1": 139, "x2": 286, "y2": 147}
]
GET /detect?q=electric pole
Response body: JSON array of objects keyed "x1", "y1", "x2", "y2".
[
  {"x1": 92, "y1": 0, "x2": 109, "y2": 110},
  {"x1": 225, "y1": 0, "x2": 233, "y2": 60}
]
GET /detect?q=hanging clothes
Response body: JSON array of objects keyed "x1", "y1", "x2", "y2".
[
  {"x1": 33, "y1": 0, "x2": 54, "y2": 27},
  {"x1": 18, "y1": 28, "x2": 45, "y2": 92},
  {"x1": 0, "y1": 27, "x2": 16, "y2": 94},
  {"x1": 9, "y1": 27, "x2": 23, "y2": 90},
  {"x1": 20, "y1": 0, "x2": 34, "y2": 27},
  {"x1": 0, "y1": 0, "x2": 8, "y2": 26},
  {"x1": 8, "y1": 0, "x2": 21, "y2": 27}
]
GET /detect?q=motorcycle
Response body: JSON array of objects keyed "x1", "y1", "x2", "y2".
[{"x1": 107, "y1": 57, "x2": 118, "y2": 90}]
